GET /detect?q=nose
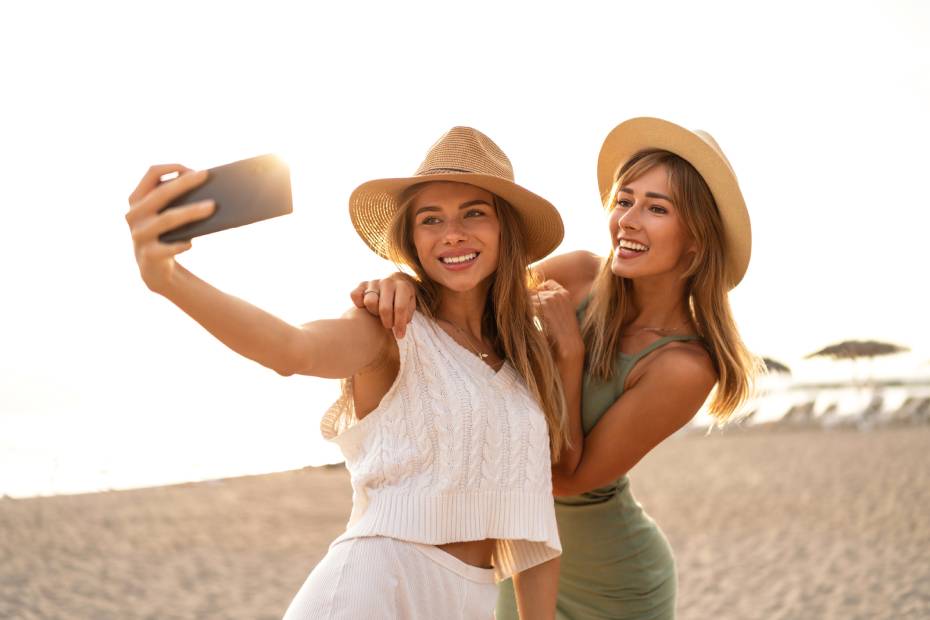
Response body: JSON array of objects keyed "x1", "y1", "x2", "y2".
[
  {"x1": 442, "y1": 218, "x2": 468, "y2": 245},
  {"x1": 617, "y1": 204, "x2": 642, "y2": 232}
]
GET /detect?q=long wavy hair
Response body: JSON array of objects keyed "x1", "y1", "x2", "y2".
[
  {"x1": 387, "y1": 182, "x2": 569, "y2": 461},
  {"x1": 581, "y1": 150, "x2": 759, "y2": 423}
]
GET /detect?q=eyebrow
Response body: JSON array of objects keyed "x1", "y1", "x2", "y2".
[
  {"x1": 619, "y1": 187, "x2": 673, "y2": 202},
  {"x1": 414, "y1": 199, "x2": 492, "y2": 216}
]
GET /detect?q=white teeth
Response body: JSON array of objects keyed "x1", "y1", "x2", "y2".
[
  {"x1": 618, "y1": 239, "x2": 648, "y2": 252},
  {"x1": 441, "y1": 252, "x2": 478, "y2": 264}
]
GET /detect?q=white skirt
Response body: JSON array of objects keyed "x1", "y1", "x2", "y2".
[{"x1": 283, "y1": 536, "x2": 497, "y2": 619}]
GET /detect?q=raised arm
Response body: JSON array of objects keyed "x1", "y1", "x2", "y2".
[
  {"x1": 531, "y1": 250, "x2": 601, "y2": 306},
  {"x1": 125, "y1": 164, "x2": 391, "y2": 379},
  {"x1": 347, "y1": 250, "x2": 604, "y2": 338}
]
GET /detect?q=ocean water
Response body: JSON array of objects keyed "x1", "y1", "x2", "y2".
[
  {"x1": 4, "y1": 380, "x2": 929, "y2": 499},
  {"x1": 0, "y1": 403, "x2": 343, "y2": 499},
  {"x1": 691, "y1": 381, "x2": 930, "y2": 429}
]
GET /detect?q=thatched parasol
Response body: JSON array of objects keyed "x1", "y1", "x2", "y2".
[
  {"x1": 761, "y1": 357, "x2": 792, "y2": 375},
  {"x1": 804, "y1": 340, "x2": 910, "y2": 360},
  {"x1": 805, "y1": 340, "x2": 910, "y2": 388}
]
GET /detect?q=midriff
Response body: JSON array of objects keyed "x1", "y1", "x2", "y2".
[{"x1": 436, "y1": 538, "x2": 496, "y2": 569}]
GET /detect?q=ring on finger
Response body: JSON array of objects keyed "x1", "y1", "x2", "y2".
[{"x1": 363, "y1": 289, "x2": 380, "y2": 297}]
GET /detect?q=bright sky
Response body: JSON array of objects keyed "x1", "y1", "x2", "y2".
[{"x1": 1, "y1": 1, "x2": 929, "y2": 489}]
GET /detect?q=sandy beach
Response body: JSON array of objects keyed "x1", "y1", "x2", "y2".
[{"x1": 2, "y1": 427, "x2": 928, "y2": 620}]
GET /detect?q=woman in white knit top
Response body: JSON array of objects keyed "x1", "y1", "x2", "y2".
[{"x1": 124, "y1": 126, "x2": 568, "y2": 619}]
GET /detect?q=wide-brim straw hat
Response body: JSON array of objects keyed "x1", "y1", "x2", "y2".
[
  {"x1": 350, "y1": 126, "x2": 564, "y2": 263},
  {"x1": 597, "y1": 117, "x2": 751, "y2": 289}
]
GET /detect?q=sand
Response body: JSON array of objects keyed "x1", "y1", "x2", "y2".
[{"x1": 2, "y1": 427, "x2": 928, "y2": 619}]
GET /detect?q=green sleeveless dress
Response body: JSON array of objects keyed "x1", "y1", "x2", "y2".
[{"x1": 496, "y1": 302, "x2": 701, "y2": 620}]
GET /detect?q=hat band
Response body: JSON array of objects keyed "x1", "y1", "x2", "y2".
[{"x1": 418, "y1": 167, "x2": 476, "y2": 175}]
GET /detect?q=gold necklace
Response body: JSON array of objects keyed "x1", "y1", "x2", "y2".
[
  {"x1": 439, "y1": 319, "x2": 491, "y2": 361},
  {"x1": 622, "y1": 319, "x2": 691, "y2": 336}
]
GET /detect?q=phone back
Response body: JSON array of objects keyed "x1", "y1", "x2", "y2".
[{"x1": 159, "y1": 154, "x2": 292, "y2": 243}]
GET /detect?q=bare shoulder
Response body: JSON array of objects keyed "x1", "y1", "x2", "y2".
[
  {"x1": 643, "y1": 342, "x2": 717, "y2": 395},
  {"x1": 339, "y1": 305, "x2": 395, "y2": 342}
]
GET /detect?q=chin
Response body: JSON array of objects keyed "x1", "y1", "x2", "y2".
[
  {"x1": 431, "y1": 270, "x2": 496, "y2": 295},
  {"x1": 610, "y1": 256, "x2": 635, "y2": 279}
]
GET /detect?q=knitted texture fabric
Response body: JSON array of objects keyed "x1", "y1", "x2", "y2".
[{"x1": 320, "y1": 311, "x2": 561, "y2": 581}]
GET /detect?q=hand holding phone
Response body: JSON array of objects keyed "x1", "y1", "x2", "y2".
[{"x1": 158, "y1": 154, "x2": 292, "y2": 243}]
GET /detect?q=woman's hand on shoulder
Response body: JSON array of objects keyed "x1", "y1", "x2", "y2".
[
  {"x1": 349, "y1": 273, "x2": 417, "y2": 339},
  {"x1": 534, "y1": 280, "x2": 584, "y2": 363},
  {"x1": 533, "y1": 250, "x2": 601, "y2": 304},
  {"x1": 125, "y1": 165, "x2": 215, "y2": 294}
]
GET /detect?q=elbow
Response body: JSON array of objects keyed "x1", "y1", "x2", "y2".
[
  {"x1": 552, "y1": 481, "x2": 579, "y2": 497},
  {"x1": 266, "y1": 345, "x2": 298, "y2": 377},
  {"x1": 550, "y1": 468, "x2": 581, "y2": 497},
  {"x1": 273, "y1": 364, "x2": 296, "y2": 377},
  {"x1": 273, "y1": 326, "x2": 322, "y2": 377}
]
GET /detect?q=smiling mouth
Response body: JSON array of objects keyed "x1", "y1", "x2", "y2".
[
  {"x1": 616, "y1": 239, "x2": 649, "y2": 255},
  {"x1": 440, "y1": 252, "x2": 479, "y2": 265}
]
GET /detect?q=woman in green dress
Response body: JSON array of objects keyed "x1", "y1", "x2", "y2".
[{"x1": 351, "y1": 117, "x2": 758, "y2": 619}]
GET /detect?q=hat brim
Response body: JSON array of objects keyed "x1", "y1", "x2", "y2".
[
  {"x1": 597, "y1": 117, "x2": 751, "y2": 289},
  {"x1": 349, "y1": 173, "x2": 564, "y2": 264}
]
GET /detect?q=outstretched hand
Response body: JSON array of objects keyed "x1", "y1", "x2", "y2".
[
  {"x1": 125, "y1": 165, "x2": 215, "y2": 294},
  {"x1": 350, "y1": 273, "x2": 417, "y2": 339}
]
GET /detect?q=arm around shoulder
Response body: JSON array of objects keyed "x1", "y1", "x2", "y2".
[{"x1": 533, "y1": 250, "x2": 602, "y2": 300}]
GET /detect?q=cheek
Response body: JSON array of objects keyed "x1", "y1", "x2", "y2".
[
  {"x1": 608, "y1": 210, "x2": 620, "y2": 239},
  {"x1": 470, "y1": 219, "x2": 500, "y2": 246},
  {"x1": 659, "y1": 225, "x2": 692, "y2": 260},
  {"x1": 411, "y1": 228, "x2": 432, "y2": 262}
]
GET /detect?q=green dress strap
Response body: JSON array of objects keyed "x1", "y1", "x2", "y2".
[
  {"x1": 614, "y1": 334, "x2": 703, "y2": 388},
  {"x1": 576, "y1": 292, "x2": 701, "y2": 387}
]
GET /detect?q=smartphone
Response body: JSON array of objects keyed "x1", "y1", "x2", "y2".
[{"x1": 158, "y1": 154, "x2": 292, "y2": 243}]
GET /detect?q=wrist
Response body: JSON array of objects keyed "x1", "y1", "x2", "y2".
[
  {"x1": 147, "y1": 264, "x2": 186, "y2": 298},
  {"x1": 556, "y1": 341, "x2": 585, "y2": 365}
]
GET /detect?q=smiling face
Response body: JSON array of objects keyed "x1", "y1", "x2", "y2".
[
  {"x1": 608, "y1": 163, "x2": 696, "y2": 281},
  {"x1": 408, "y1": 181, "x2": 501, "y2": 293}
]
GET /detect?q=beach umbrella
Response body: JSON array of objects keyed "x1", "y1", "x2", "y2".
[
  {"x1": 804, "y1": 340, "x2": 910, "y2": 361},
  {"x1": 805, "y1": 340, "x2": 910, "y2": 387},
  {"x1": 761, "y1": 357, "x2": 791, "y2": 375}
]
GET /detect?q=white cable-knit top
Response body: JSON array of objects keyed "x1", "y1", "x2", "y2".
[{"x1": 320, "y1": 311, "x2": 561, "y2": 581}]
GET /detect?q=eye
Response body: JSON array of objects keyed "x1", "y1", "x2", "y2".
[
  {"x1": 420, "y1": 215, "x2": 441, "y2": 225},
  {"x1": 465, "y1": 208, "x2": 486, "y2": 218},
  {"x1": 649, "y1": 205, "x2": 668, "y2": 214},
  {"x1": 616, "y1": 198, "x2": 633, "y2": 209}
]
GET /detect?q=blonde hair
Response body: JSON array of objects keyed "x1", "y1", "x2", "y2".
[
  {"x1": 387, "y1": 183, "x2": 569, "y2": 461},
  {"x1": 582, "y1": 150, "x2": 759, "y2": 423}
]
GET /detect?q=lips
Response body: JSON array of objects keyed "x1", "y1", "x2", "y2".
[
  {"x1": 617, "y1": 238, "x2": 649, "y2": 252},
  {"x1": 615, "y1": 238, "x2": 648, "y2": 260},
  {"x1": 440, "y1": 252, "x2": 478, "y2": 265},
  {"x1": 437, "y1": 250, "x2": 480, "y2": 271}
]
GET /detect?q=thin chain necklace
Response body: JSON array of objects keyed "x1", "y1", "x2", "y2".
[
  {"x1": 622, "y1": 319, "x2": 692, "y2": 336},
  {"x1": 438, "y1": 318, "x2": 492, "y2": 362}
]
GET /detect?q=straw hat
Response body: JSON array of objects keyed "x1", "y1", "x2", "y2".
[
  {"x1": 350, "y1": 126, "x2": 564, "y2": 263},
  {"x1": 597, "y1": 117, "x2": 751, "y2": 289}
]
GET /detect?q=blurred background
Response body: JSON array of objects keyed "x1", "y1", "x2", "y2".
[
  {"x1": 2, "y1": 0, "x2": 927, "y2": 499},
  {"x1": 1, "y1": 1, "x2": 928, "y2": 618}
]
